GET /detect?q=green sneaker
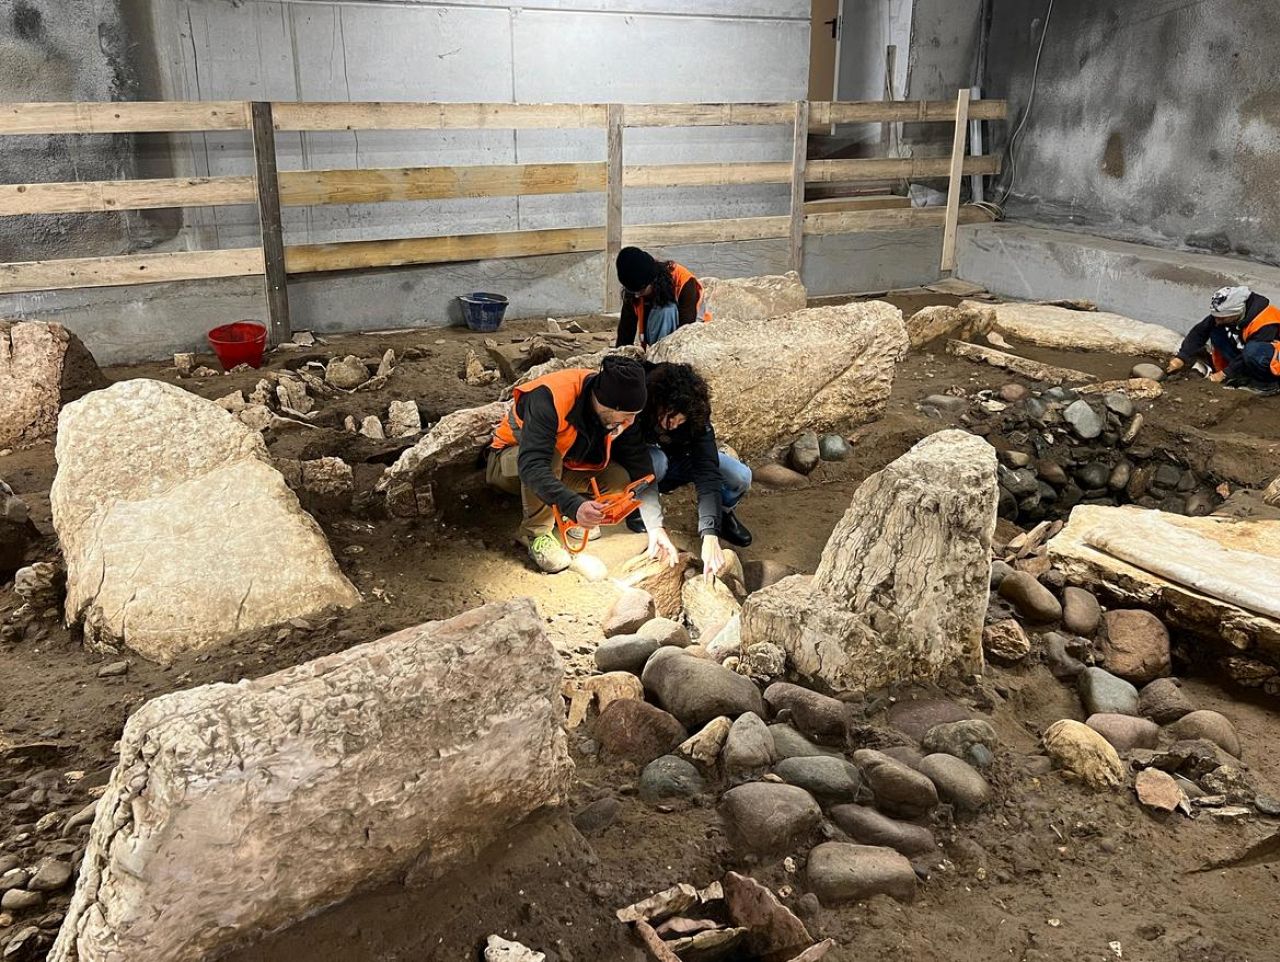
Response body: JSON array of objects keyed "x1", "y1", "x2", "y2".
[{"x1": 528, "y1": 533, "x2": 572, "y2": 574}]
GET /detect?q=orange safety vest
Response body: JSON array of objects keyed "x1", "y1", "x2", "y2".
[
  {"x1": 633, "y1": 262, "x2": 712, "y2": 346},
  {"x1": 1242, "y1": 304, "x2": 1280, "y2": 376},
  {"x1": 491, "y1": 368, "x2": 614, "y2": 472}
]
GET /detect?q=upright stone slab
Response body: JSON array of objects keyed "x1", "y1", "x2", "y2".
[
  {"x1": 50, "y1": 599, "x2": 572, "y2": 962},
  {"x1": 699, "y1": 271, "x2": 808, "y2": 324},
  {"x1": 741, "y1": 431, "x2": 997, "y2": 691},
  {"x1": 51, "y1": 379, "x2": 359, "y2": 661},
  {"x1": 648, "y1": 302, "x2": 908, "y2": 457},
  {"x1": 0, "y1": 320, "x2": 106, "y2": 449},
  {"x1": 378, "y1": 401, "x2": 506, "y2": 517}
]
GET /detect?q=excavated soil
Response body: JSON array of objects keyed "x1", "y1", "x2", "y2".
[{"x1": 2, "y1": 295, "x2": 1280, "y2": 962}]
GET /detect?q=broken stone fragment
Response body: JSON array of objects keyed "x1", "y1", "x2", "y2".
[
  {"x1": 359, "y1": 416, "x2": 385, "y2": 440},
  {"x1": 1134, "y1": 768, "x2": 1186, "y2": 813},
  {"x1": 484, "y1": 935, "x2": 545, "y2": 962},
  {"x1": 325, "y1": 355, "x2": 369, "y2": 390},
  {"x1": 386, "y1": 399, "x2": 422, "y2": 438},
  {"x1": 0, "y1": 319, "x2": 107, "y2": 450}
]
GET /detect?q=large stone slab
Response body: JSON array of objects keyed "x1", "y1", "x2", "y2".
[
  {"x1": 1048, "y1": 506, "x2": 1280, "y2": 667},
  {"x1": 0, "y1": 319, "x2": 106, "y2": 449},
  {"x1": 51, "y1": 379, "x2": 359, "y2": 662},
  {"x1": 960, "y1": 300, "x2": 1183, "y2": 355},
  {"x1": 648, "y1": 302, "x2": 908, "y2": 458},
  {"x1": 377, "y1": 401, "x2": 506, "y2": 517},
  {"x1": 700, "y1": 271, "x2": 808, "y2": 324},
  {"x1": 50, "y1": 599, "x2": 572, "y2": 962},
  {"x1": 741, "y1": 431, "x2": 997, "y2": 692}
]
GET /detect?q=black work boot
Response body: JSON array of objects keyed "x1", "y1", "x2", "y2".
[
  {"x1": 626, "y1": 512, "x2": 647, "y2": 534},
  {"x1": 718, "y1": 509, "x2": 753, "y2": 547}
]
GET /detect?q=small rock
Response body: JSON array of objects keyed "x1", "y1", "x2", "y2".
[
  {"x1": 572, "y1": 797, "x2": 622, "y2": 837},
  {"x1": 918, "y1": 754, "x2": 992, "y2": 813},
  {"x1": 0, "y1": 873, "x2": 28, "y2": 894},
  {"x1": 1043, "y1": 632, "x2": 1086, "y2": 680},
  {"x1": 740, "y1": 642, "x2": 787, "y2": 682},
  {"x1": 25, "y1": 860, "x2": 71, "y2": 894},
  {"x1": 1086, "y1": 713, "x2": 1160, "y2": 752},
  {"x1": 997, "y1": 571, "x2": 1062, "y2": 623},
  {"x1": 641, "y1": 650, "x2": 765, "y2": 727},
  {"x1": 1043, "y1": 719, "x2": 1124, "y2": 789},
  {"x1": 358, "y1": 416, "x2": 385, "y2": 440},
  {"x1": 1134, "y1": 768, "x2": 1185, "y2": 813},
  {"x1": 638, "y1": 755, "x2": 706, "y2": 802},
  {"x1": 594, "y1": 699, "x2": 686, "y2": 764},
  {"x1": 385, "y1": 400, "x2": 422, "y2": 438},
  {"x1": 1138, "y1": 678, "x2": 1195, "y2": 725},
  {"x1": 919, "y1": 395, "x2": 968, "y2": 416},
  {"x1": 1078, "y1": 667, "x2": 1140, "y2": 716},
  {"x1": 983, "y1": 620, "x2": 1031, "y2": 663},
  {"x1": 1168, "y1": 711, "x2": 1242, "y2": 758},
  {"x1": 763, "y1": 682, "x2": 848, "y2": 743},
  {"x1": 720, "y1": 783, "x2": 822, "y2": 856},
  {"x1": 754, "y1": 463, "x2": 810, "y2": 489},
  {"x1": 637, "y1": 617, "x2": 690, "y2": 648},
  {"x1": 999, "y1": 384, "x2": 1029, "y2": 402},
  {"x1": 1130, "y1": 363, "x2": 1165, "y2": 382},
  {"x1": 819, "y1": 434, "x2": 852, "y2": 461},
  {"x1": 96, "y1": 660, "x2": 129, "y2": 678},
  {"x1": 787, "y1": 433, "x2": 822, "y2": 474},
  {"x1": 1101, "y1": 609, "x2": 1171, "y2": 684},
  {"x1": 678, "y1": 717, "x2": 732, "y2": 767},
  {"x1": 989, "y1": 560, "x2": 1014, "y2": 588},
  {"x1": 770, "y1": 724, "x2": 839, "y2": 760},
  {"x1": 853, "y1": 749, "x2": 939, "y2": 818},
  {"x1": 806, "y1": 842, "x2": 917, "y2": 905},
  {"x1": 886, "y1": 698, "x2": 975, "y2": 741},
  {"x1": 773, "y1": 756, "x2": 862, "y2": 804},
  {"x1": 485, "y1": 934, "x2": 546, "y2": 962},
  {"x1": 1103, "y1": 392, "x2": 1135, "y2": 418},
  {"x1": 1064, "y1": 400, "x2": 1104, "y2": 440},
  {"x1": 921, "y1": 719, "x2": 999, "y2": 763},
  {"x1": 723, "y1": 713, "x2": 777, "y2": 775},
  {"x1": 325, "y1": 355, "x2": 369, "y2": 390},
  {"x1": 0, "y1": 891, "x2": 40, "y2": 913},
  {"x1": 1061, "y1": 587, "x2": 1101, "y2": 637},
  {"x1": 603, "y1": 588, "x2": 656, "y2": 637},
  {"x1": 1201, "y1": 765, "x2": 1255, "y2": 803},
  {"x1": 4, "y1": 927, "x2": 40, "y2": 960},
  {"x1": 829, "y1": 805, "x2": 936, "y2": 857},
  {"x1": 594, "y1": 635, "x2": 660, "y2": 675}
]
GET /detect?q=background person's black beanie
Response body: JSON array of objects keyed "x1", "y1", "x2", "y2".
[
  {"x1": 616, "y1": 246, "x2": 659, "y2": 293},
  {"x1": 592, "y1": 356, "x2": 648, "y2": 411}
]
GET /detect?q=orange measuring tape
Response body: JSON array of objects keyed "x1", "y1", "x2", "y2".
[{"x1": 556, "y1": 474, "x2": 654, "y2": 554}]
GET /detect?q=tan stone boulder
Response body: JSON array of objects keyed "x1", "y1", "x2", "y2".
[
  {"x1": 961, "y1": 300, "x2": 1183, "y2": 355},
  {"x1": 0, "y1": 319, "x2": 106, "y2": 449},
  {"x1": 50, "y1": 599, "x2": 572, "y2": 962},
  {"x1": 700, "y1": 271, "x2": 808, "y2": 324},
  {"x1": 648, "y1": 302, "x2": 908, "y2": 458},
  {"x1": 741, "y1": 430, "x2": 997, "y2": 692},
  {"x1": 377, "y1": 401, "x2": 506, "y2": 517},
  {"x1": 1042, "y1": 719, "x2": 1124, "y2": 789},
  {"x1": 905, "y1": 305, "x2": 993, "y2": 350},
  {"x1": 51, "y1": 379, "x2": 359, "y2": 662}
]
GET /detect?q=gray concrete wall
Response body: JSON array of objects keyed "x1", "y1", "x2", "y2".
[
  {"x1": 956, "y1": 222, "x2": 1280, "y2": 337},
  {"x1": 986, "y1": 0, "x2": 1280, "y2": 266}
]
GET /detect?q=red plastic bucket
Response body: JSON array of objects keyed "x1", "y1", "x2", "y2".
[{"x1": 207, "y1": 321, "x2": 268, "y2": 370}]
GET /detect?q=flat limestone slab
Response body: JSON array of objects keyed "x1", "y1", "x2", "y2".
[
  {"x1": 1048, "y1": 506, "x2": 1280, "y2": 664},
  {"x1": 961, "y1": 300, "x2": 1183, "y2": 356},
  {"x1": 51, "y1": 598, "x2": 573, "y2": 962},
  {"x1": 700, "y1": 271, "x2": 808, "y2": 324}
]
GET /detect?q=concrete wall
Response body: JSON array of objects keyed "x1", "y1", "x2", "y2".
[{"x1": 986, "y1": 0, "x2": 1280, "y2": 267}]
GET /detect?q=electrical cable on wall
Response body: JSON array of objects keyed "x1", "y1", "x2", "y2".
[{"x1": 996, "y1": 0, "x2": 1055, "y2": 206}]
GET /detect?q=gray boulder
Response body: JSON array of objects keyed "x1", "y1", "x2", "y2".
[
  {"x1": 641, "y1": 650, "x2": 765, "y2": 727},
  {"x1": 918, "y1": 754, "x2": 992, "y2": 813},
  {"x1": 720, "y1": 783, "x2": 822, "y2": 856},
  {"x1": 1078, "y1": 667, "x2": 1140, "y2": 716},
  {"x1": 806, "y1": 842, "x2": 917, "y2": 905},
  {"x1": 853, "y1": 749, "x2": 938, "y2": 818},
  {"x1": 773, "y1": 756, "x2": 862, "y2": 804},
  {"x1": 829, "y1": 805, "x2": 936, "y2": 857}
]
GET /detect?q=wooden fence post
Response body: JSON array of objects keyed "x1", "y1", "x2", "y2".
[
  {"x1": 939, "y1": 87, "x2": 971, "y2": 274},
  {"x1": 604, "y1": 103, "x2": 624, "y2": 312},
  {"x1": 788, "y1": 100, "x2": 810, "y2": 275},
  {"x1": 250, "y1": 101, "x2": 291, "y2": 345}
]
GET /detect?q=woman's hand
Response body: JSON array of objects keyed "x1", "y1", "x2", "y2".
[
  {"x1": 647, "y1": 527, "x2": 679, "y2": 567},
  {"x1": 701, "y1": 534, "x2": 727, "y2": 582}
]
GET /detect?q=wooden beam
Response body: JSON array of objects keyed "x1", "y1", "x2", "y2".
[
  {"x1": 604, "y1": 104, "x2": 624, "y2": 313},
  {"x1": 271, "y1": 102, "x2": 607, "y2": 131},
  {"x1": 278, "y1": 162, "x2": 606, "y2": 206},
  {"x1": 623, "y1": 162, "x2": 792, "y2": 189},
  {"x1": 0, "y1": 101, "x2": 251, "y2": 135},
  {"x1": 804, "y1": 195, "x2": 911, "y2": 213},
  {"x1": 285, "y1": 226, "x2": 605, "y2": 274},
  {"x1": 623, "y1": 216, "x2": 790, "y2": 248},
  {"x1": 940, "y1": 88, "x2": 972, "y2": 272},
  {"x1": 0, "y1": 249, "x2": 264, "y2": 294},
  {"x1": 809, "y1": 99, "x2": 1006, "y2": 126},
  {"x1": 251, "y1": 102, "x2": 291, "y2": 345},
  {"x1": 806, "y1": 155, "x2": 999, "y2": 184},
  {"x1": 788, "y1": 100, "x2": 809, "y2": 274},
  {"x1": 623, "y1": 103, "x2": 795, "y2": 127},
  {"x1": 0, "y1": 176, "x2": 255, "y2": 216},
  {"x1": 804, "y1": 205, "x2": 993, "y2": 234}
]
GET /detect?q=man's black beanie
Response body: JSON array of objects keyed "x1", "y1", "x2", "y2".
[
  {"x1": 616, "y1": 246, "x2": 659, "y2": 293},
  {"x1": 593, "y1": 355, "x2": 648, "y2": 412}
]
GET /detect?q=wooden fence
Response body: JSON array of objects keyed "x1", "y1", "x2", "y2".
[{"x1": 0, "y1": 93, "x2": 1005, "y2": 344}]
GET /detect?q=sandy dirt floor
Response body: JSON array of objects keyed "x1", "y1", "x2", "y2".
[{"x1": 2, "y1": 295, "x2": 1279, "y2": 962}]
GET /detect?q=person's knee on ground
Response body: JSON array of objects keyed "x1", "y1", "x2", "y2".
[{"x1": 718, "y1": 453, "x2": 752, "y2": 508}]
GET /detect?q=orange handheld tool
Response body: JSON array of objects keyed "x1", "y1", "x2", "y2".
[{"x1": 556, "y1": 474, "x2": 655, "y2": 554}]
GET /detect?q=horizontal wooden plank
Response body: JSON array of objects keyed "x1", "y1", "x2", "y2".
[
  {"x1": 0, "y1": 176, "x2": 255, "y2": 216},
  {"x1": 623, "y1": 162, "x2": 791, "y2": 189},
  {"x1": 810, "y1": 100, "x2": 1007, "y2": 125},
  {"x1": 0, "y1": 101, "x2": 250, "y2": 135},
  {"x1": 0, "y1": 248, "x2": 264, "y2": 294},
  {"x1": 806, "y1": 155, "x2": 1001, "y2": 184},
  {"x1": 271, "y1": 102, "x2": 607, "y2": 131},
  {"x1": 804, "y1": 205, "x2": 995, "y2": 234},
  {"x1": 277, "y1": 163, "x2": 606, "y2": 206},
  {"x1": 623, "y1": 216, "x2": 790, "y2": 248},
  {"x1": 803, "y1": 195, "x2": 911, "y2": 213},
  {"x1": 623, "y1": 103, "x2": 796, "y2": 127},
  {"x1": 285, "y1": 226, "x2": 605, "y2": 274}
]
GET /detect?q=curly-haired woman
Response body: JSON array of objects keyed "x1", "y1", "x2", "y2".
[
  {"x1": 628, "y1": 362, "x2": 752, "y2": 579},
  {"x1": 614, "y1": 246, "x2": 712, "y2": 349}
]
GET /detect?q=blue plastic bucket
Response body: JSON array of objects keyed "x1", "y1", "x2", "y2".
[{"x1": 458, "y1": 292, "x2": 509, "y2": 332}]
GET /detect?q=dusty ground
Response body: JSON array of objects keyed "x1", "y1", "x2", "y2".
[{"x1": 2, "y1": 295, "x2": 1279, "y2": 961}]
